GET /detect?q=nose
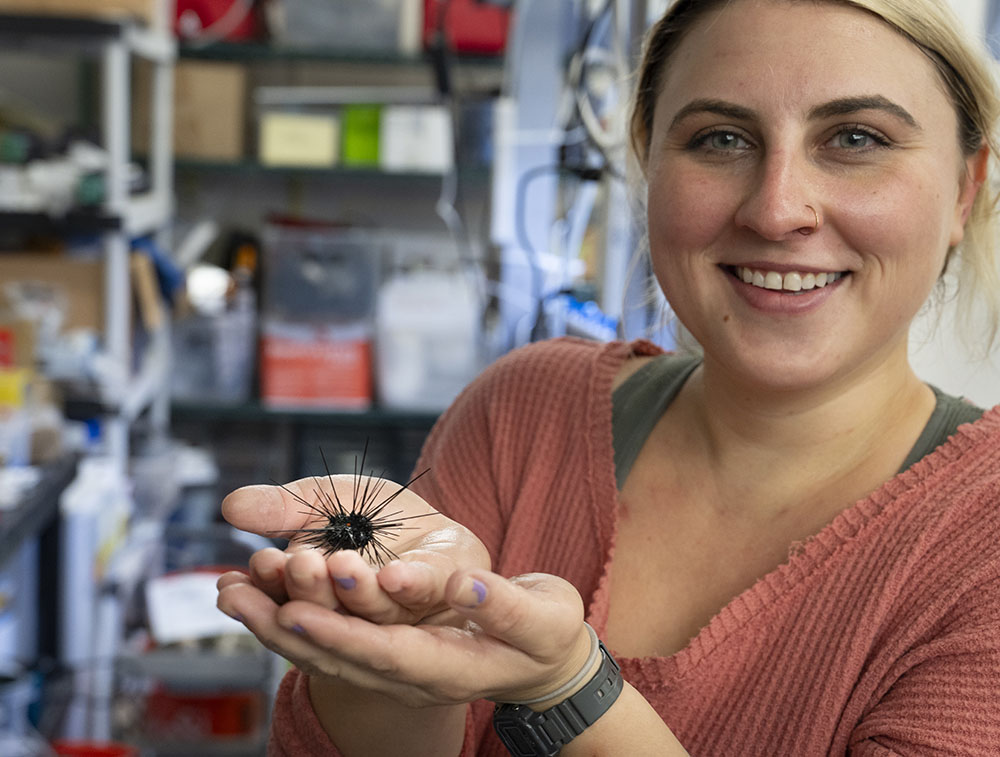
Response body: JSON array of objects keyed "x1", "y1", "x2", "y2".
[{"x1": 733, "y1": 148, "x2": 820, "y2": 240}]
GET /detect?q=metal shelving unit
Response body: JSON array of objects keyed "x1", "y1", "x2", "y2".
[
  {"x1": 0, "y1": 11, "x2": 178, "y2": 747},
  {"x1": 0, "y1": 11, "x2": 176, "y2": 472}
]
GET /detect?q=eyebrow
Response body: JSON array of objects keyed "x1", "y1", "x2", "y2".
[
  {"x1": 668, "y1": 95, "x2": 921, "y2": 131},
  {"x1": 808, "y1": 96, "x2": 920, "y2": 129}
]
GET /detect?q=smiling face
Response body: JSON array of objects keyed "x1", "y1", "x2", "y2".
[{"x1": 645, "y1": 0, "x2": 983, "y2": 394}]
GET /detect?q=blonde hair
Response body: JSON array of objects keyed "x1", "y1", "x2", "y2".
[{"x1": 628, "y1": 0, "x2": 1000, "y2": 355}]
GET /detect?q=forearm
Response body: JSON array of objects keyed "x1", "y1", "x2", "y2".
[
  {"x1": 307, "y1": 674, "x2": 468, "y2": 757},
  {"x1": 563, "y1": 682, "x2": 690, "y2": 757}
]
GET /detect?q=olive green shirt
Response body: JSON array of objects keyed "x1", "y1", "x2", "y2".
[{"x1": 612, "y1": 354, "x2": 985, "y2": 490}]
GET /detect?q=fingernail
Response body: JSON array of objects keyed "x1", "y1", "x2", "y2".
[
  {"x1": 459, "y1": 577, "x2": 487, "y2": 608},
  {"x1": 291, "y1": 624, "x2": 306, "y2": 635},
  {"x1": 335, "y1": 576, "x2": 356, "y2": 590}
]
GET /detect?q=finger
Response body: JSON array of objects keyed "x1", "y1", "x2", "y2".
[
  {"x1": 446, "y1": 571, "x2": 585, "y2": 660},
  {"x1": 273, "y1": 592, "x2": 583, "y2": 707},
  {"x1": 223, "y1": 473, "x2": 436, "y2": 540},
  {"x1": 285, "y1": 549, "x2": 339, "y2": 609},
  {"x1": 326, "y1": 550, "x2": 404, "y2": 622},
  {"x1": 377, "y1": 557, "x2": 447, "y2": 609},
  {"x1": 216, "y1": 570, "x2": 251, "y2": 591},
  {"x1": 274, "y1": 599, "x2": 472, "y2": 703},
  {"x1": 248, "y1": 548, "x2": 290, "y2": 604},
  {"x1": 221, "y1": 484, "x2": 302, "y2": 539},
  {"x1": 444, "y1": 570, "x2": 594, "y2": 703}
]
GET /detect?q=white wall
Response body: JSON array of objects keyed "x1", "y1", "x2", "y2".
[
  {"x1": 908, "y1": 0, "x2": 999, "y2": 408},
  {"x1": 949, "y1": 0, "x2": 987, "y2": 36}
]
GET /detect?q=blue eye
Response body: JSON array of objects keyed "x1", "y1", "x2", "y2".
[
  {"x1": 690, "y1": 130, "x2": 751, "y2": 152},
  {"x1": 831, "y1": 127, "x2": 890, "y2": 150},
  {"x1": 839, "y1": 130, "x2": 872, "y2": 148}
]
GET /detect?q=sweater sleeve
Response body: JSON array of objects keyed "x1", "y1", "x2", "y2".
[
  {"x1": 848, "y1": 573, "x2": 1000, "y2": 756},
  {"x1": 267, "y1": 668, "x2": 483, "y2": 757}
]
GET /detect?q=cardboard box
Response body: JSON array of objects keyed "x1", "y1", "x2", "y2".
[
  {"x1": 0, "y1": 319, "x2": 36, "y2": 369},
  {"x1": 0, "y1": 0, "x2": 159, "y2": 25},
  {"x1": 133, "y1": 60, "x2": 247, "y2": 162},
  {"x1": 259, "y1": 321, "x2": 372, "y2": 410},
  {"x1": 0, "y1": 254, "x2": 104, "y2": 332}
]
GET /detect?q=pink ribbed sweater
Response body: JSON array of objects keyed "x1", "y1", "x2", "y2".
[{"x1": 269, "y1": 338, "x2": 1000, "y2": 755}]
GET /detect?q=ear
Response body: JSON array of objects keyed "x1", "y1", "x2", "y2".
[{"x1": 950, "y1": 144, "x2": 989, "y2": 246}]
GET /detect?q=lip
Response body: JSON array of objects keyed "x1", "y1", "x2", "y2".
[{"x1": 722, "y1": 264, "x2": 848, "y2": 314}]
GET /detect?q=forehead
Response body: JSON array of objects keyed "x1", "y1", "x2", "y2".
[{"x1": 656, "y1": 0, "x2": 953, "y2": 123}]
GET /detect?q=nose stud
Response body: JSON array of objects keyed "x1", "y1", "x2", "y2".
[{"x1": 801, "y1": 204, "x2": 820, "y2": 235}]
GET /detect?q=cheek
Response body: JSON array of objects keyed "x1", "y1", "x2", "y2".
[
  {"x1": 836, "y1": 171, "x2": 952, "y2": 281},
  {"x1": 647, "y1": 170, "x2": 734, "y2": 269}
]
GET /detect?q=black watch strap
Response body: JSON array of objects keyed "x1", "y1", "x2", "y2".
[{"x1": 493, "y1": 641, "x2": 623, "y2": 757}]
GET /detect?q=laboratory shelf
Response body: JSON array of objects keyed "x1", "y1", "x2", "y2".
[
  {"x1": 173, "y1": 158, "x2": 490, "y2": 181},
  {"x1": 170, "y1": 400, "x2": 439, "y2": 429},
  {"x1": 0, "y1": 454, "x2": 78, "y2": 570},
  {"x1": 0, "y1": 192, "x2": 172, "y2": 238},
  {"x1": 0, "y1": 209, "x2": 121, "y2": 234},
  {"x1": 117, "y1": 647, "x2": 276, "y2": 691},
  {"x1": 178, "y1": 40, "x2": 502, "y2": 66},
  {"x1": 0, "y1": 13, "x2": 175, "y2": 62}
]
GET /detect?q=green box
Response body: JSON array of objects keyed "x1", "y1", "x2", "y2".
[{"x1": 341, "y1": 105, "x2": 382, "y2": 166}]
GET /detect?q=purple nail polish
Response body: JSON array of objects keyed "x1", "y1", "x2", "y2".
[
  {"x1": 471, "y1": 579, "x2": 487, "y2": 605},
  {"x1": 335, "y1": 576, "x2": 356, "y2": 590},
  {"x1": 233, "y1": 613, "x2": 244, "y2": 623},
  {"x1": 292, "y1": 623, "x2": 306, "y2": 635}
]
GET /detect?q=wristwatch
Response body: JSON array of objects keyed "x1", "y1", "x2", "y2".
[{"x1": 492, "y1": 640, "x2": 623, "y2": 757}]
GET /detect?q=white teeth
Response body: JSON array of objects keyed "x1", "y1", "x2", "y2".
[
  {"x1": 734, "y1": 266, "x2": 843, "y2": 292},
  {"x1": 783, "y1": 272, "x2": 802, "y2": 292}
]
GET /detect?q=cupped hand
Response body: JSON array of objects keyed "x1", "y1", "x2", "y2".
[
  {"x1": 216, "y1": 564, "x2": 594, "y2": 710},
  {"x1": 219, "y1": 473, "x2": 491, "y2": 625}
]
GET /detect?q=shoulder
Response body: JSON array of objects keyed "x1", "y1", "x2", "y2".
[
  {"x1": 423, "y1": 338, "x2": 665, "y2": 463},
  {"x1": 472, "y1": 337, "x2": 666, "y2": 400}
]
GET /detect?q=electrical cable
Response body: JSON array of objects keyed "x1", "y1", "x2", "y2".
[{"x1": 427, "y1": 0, "x2": 490, "y2": 308}]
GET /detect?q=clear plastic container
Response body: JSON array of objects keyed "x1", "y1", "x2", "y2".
[
  {"x1": 375, "y1": 269, "x2": 482, "y2": 411},
  {"x1": 276, "y1": 0, "x2": 421, "y2": 54}
]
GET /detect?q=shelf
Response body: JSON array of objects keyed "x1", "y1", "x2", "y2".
[
  {"x1": 0, "y1": 14, "x2": 175, "y2": 61},
  {"x1": 179, "y1": 41, "x2": 502, "y2": 67},
  {"x1": 0, "y1": 191, "x2": 172, "y2": 239},
  {"x1": 0, "y1": 209, "x2": 121, "y2": 234},
  {"x1": 0, "y1": 12, "x2": 125, "y2": 40},
  {"x1": 171, "y1": 400, "x2": 439, "y2": 429},
  {"x1": 0, "y1": 454, "x2": 78, "y2": 570},
  {"x1": 174, "y1": 158, "x2": 488, "y2": 181},
  {"x1": 117, "y1": 647, "x2": 275, "y2": 690}
]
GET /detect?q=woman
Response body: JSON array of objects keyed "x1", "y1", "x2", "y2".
[{"x1": 217, "y1": 0, "x2": 1000, "y2": 754}]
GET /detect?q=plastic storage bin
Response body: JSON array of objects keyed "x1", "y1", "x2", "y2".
[
  {"x1": 375, "y1": 269, "x2": 481, "y2": 411},
  {"x1": 277, "y1": 0, "x2": 422, "y2": 54},
  {"x1": 261, "y1": 224, "x2": 384, "y2": 325}
]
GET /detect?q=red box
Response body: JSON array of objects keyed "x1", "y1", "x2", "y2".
[
  {"x1": 423, "y1": 0, "x2": 510, "y2": 55},
  {"x1": 144, "y1": 688, "x2": 264, "y2": 738},
  {"x1": 259, "y1": 322, "x2": 372, "y2": 410},
  {"x1": 175, "y1": 0, "x2": 263, "y2": 42}
]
